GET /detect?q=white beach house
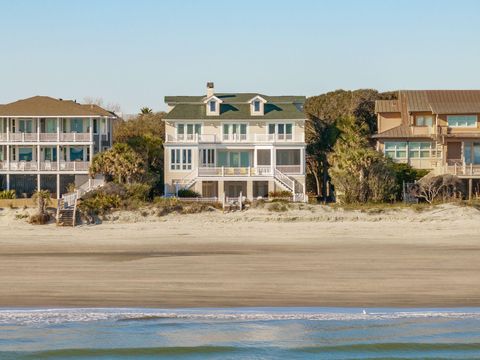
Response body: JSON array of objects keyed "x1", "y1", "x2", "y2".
[
  {"x1": 163, "y1": 83, "x2": 307, "y2": 201},
  {"x1": 0, "y1": 96, "x2": 116, "y2": 198}
]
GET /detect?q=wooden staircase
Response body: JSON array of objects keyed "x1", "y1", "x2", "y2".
[
  {"x1": 56, "y1": 197, "x2": 77, "y2": 227},
  {"x1": 56, "y1": 178, "x2": 104, "y2": 227}
]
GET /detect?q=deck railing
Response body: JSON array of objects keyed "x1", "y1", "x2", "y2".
[
  {"x1": 166, "y1": 133, "x2": 304, "y2": 143},
  {"x1": 0, "y1": 161, "x2": 90, "y2": 172},
  {"x1": 197, "y1": 166, "x2": 301, "y2": 177},
  {"x1": 0, "y1": 132, "x2": 92, "y2": 142}
]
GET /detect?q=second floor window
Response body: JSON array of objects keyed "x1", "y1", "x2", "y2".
[
  {"x1": 268, "y1": 123, "x2": 293, "y2": 140},
  {"x1": 447, "y1": 115, "x2": 477, "y2": 127},
  {"x1": 177, "y1": 123, "x2": 201, "y2": 140},
  {"x1": 71, "y1": 118, "x2": 84, "y2": 133},
  {"x1": 416, "y1": 116, "x2": 433, "y2": 126},
  {"x1": 223, "y1": 123, "x2": 247, "y2": 140},
  {"x1": 18, "y1": 119, "x2": 33, "y2": 133}
]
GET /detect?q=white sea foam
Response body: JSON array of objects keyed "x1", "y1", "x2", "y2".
[{"x1": 1, "y1": 308, "x2": 480, "y2": 325}]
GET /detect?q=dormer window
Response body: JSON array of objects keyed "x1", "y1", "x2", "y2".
[
  {"x1": 249, "y1": 95, "x2": 267, "y2": 116},
  {"x1": 204, "y1": 95, "x2": 222, "y2": 116},
  {"x1": 209, "y1": 100, "x2": 216, "y2": 112}
]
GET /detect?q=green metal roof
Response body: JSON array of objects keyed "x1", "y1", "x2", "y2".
[{"x1": 164, "y1": 93, "x2": 306, "y2": 120}]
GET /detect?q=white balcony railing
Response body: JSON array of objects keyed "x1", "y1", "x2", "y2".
[
  {"x1": 197, "y1": 166, "x2": 301, "y2": 177},
  {"x1": 0, "y1": 161, "x2": 90, "y2": 172},
  {"x1": 166, "y1": 133, "x2": 305, "y2": 143},
  {"x1": 0, "y1": 132, "x2": 92, "y2": 142},
  {"x1": 59, "y1": 133, "x2": 91, "y2": 142}
]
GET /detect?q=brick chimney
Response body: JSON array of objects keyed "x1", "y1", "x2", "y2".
[{"x1": 206, "y1": 82, "x2": 214, "y2": 98}]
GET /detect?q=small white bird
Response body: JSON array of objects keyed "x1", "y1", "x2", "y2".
[{"x1": 362, "y1": 309, "x2": 367, "y2": 315}]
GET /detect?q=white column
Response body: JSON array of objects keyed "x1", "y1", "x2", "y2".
[
  {"x1": 37, "y1": 145, "x2": 40, "y2": 172},
  {"x1": 6, "y1": 174, "x2": 9, "y2": 190},
  {"x1": 56, "y1": 173, "x2": 60, "y2": 199},
  {"x1": 37, "y1": 174, "x2": 40, "y2": 191},
  {"x1": 300, "y1": 147, "x2": 305, "y2": 174},
  {"x1": 57, "y1": 144, "x2": 60, "y2": 171},
  {"x1": 37, "y1": 118, "x2": 40, "y2": 142},
  {"x1": 253, "y1": 148, "x2": 257, "y2": 168},
  {"x1": 57, "y1": 118, "x2": 60, "y2": 142},
  {"x1": 6, "y1": 118, "x2": 9, "y2": 142},
  {"x1": 270, "y1": 147, "x2": 275, "y2": 172},
  {"x1": 6, "y1": 145, "x2": 9, "y2": 170},
  {"x1": 89, "y1": 118, "x2": 94, "y2": 163}
]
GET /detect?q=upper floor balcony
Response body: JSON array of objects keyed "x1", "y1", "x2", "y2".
[
  {"x1": 0, "y1": 132, "x2": 92, "y2": 143},
  {"x1": 166, "y1": 133, "x2": 305, "y2": 144}
]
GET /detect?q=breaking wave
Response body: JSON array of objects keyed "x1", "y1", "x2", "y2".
[{"x1": 1, "y1": 307, "x2": 480, "y2": 325}]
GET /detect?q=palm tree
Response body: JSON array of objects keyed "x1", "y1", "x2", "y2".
[
  {"x1": 140, "y1": 107, "x2": 153, "y2": 115},
  {"x1": 31, "y1": 190, "x2": 51, "y2": 224},
  {"x1": 90, "y1": 143, "x2": 145, "y2": 184}
]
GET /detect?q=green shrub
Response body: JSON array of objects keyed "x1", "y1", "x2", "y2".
[
  {"x1": 177, "y1": 188, "x2": 201, "y2": 198},
  {"x1": 126, "y1": 183, "x2": 151, "y2": 202},
  {"x1": 268, "y1": 190, "x2": 292, "y2": 199},
  {"x1": 78, "y1": 193, "x2": 121, "y2": 223},
  {"x1": 268, "y1": 202, "x2": 289, "y2": 212},
  {"x1": 0, "y1": 190, "x2": 16, "y2": 199},
  {"x1": 28, "y1": 213, "x2": 50, "y2": 225}
]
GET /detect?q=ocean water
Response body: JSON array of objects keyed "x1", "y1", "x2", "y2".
[{"x1": 0, "y1": 307, "x2": 480, "y2": 359}]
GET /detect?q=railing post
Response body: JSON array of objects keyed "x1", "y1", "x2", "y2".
[
  {"x1": 222, "y1": 166, "x2": 224, "y2": 176},
  {"x1": 470, "y1": 163, "x2": 473, "y2": 175}
]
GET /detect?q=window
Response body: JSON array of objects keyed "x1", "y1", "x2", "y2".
[
  {"x1": 254, "y1": 101, "x2": 260, "y2": 112},
  {"x1": 268, "y1": 123, "x2": 293, "y2": 140},
  {"x1": 209, "y1": 101, "x2": 216, "y2": 112},
  {"x1": 201, "y1": 149, "x2": 215, "y2": 167},
  {"x1": 45, "y1": 119, "x2": 56, "y2": 133},
  {"x1": 176, "y1": 123, "x2": 201, "y2": 140},
  {"x1": 18, "y1": 119, "x2": 33, "y2": 133},
  {"x1": 93, "y1": 119, "x2": 98, "y2": 134},
  {"x1": 170, "y1": 148, "x2": 192, "y2": 170},
  {"x1": 71, "y1": 118, "x2": 84, "y2": 133},
  {"x1": 44, "y1": 147, "x2": 57, "y2": 161},
  {"x1": 70, "y1": 147, "x2": 84, "y2": 161},
  {"x1": 216, "y1": 151, "x2": 249, "y2": 167},
  {"x1": 416, "y1": 116, "x2": 433, "y2": 127},
  {"x1": 409, "y1": 142, "x2": 432, "y2": 158},
  {"x1": 19, "y1": 148, "x2": 33, "y2": 161},
  {"x1": 223, "y1": 123, "x2": 247, "y2": 140},
  {"x1": 447, "y1": 115, "x2": 477, "y2": 127},
  {"x1": 384, "y1": 142, "x2": 407, "y2": 159},
  {"x1": 276, "y1": 149, "x2": 301, "y2": 165}
]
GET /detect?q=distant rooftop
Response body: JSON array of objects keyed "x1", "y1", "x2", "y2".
[{"x1": 0, "y1": 96, "x2": 116, "y2": 117}]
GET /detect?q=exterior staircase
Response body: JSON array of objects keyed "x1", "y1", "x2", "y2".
[
  {"x1": 56, "y1": 178, "x2": 104, "y2": 227},
  {"x1": 273, "y1": 168, "x2": 306, "y2": 202},
  {"x1": 56, "y1": 197, "x2": 77, "y2": 226}
]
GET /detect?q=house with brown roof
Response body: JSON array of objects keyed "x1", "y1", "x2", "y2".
[
  {"x1": 374, "y1": 90, "x2": 480, "y2": 195},
  {"x1": 0, "y1": 96, "x2": 116, "y2": 198}
]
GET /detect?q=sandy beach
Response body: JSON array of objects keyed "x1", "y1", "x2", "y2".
[{"x1": 0, "y1": 204, "x2": 480, "y2": 308}]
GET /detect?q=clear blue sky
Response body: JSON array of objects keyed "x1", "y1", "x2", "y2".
[{"x1": 1, "y1": 0, "x2": 480, "y2": 113}]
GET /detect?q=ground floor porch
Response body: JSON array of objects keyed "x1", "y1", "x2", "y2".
[
  {"x1": 0, "y1": 174, "x2": 90, "y2": 198},
  {"x1": 166, "y1": 176, "x2": 305, "y2": 200}
]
